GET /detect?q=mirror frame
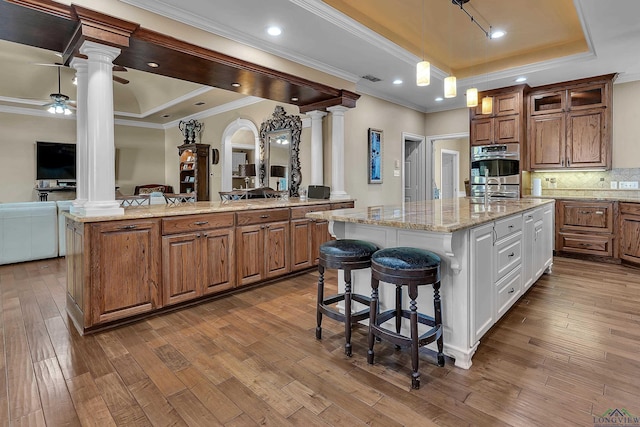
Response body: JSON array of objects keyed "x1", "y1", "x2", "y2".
[{"x1": 259, "y1": 106, "x2": 302, "y2": 197}]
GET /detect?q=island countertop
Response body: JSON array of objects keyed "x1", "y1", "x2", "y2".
[
  {"x1": 306, "y1": 197, "x2": 555, "y2": 233},
  {"x1": 64, "y1": 197, "x2": 350, "y2": 223}
]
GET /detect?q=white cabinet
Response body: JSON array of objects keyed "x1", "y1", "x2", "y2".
[
  {"x1": 470, "y1": 223, "x2": 495, "y2": 343},
  {"x1": 470, "y1": 203, "x2": 554, "y2": 345}
]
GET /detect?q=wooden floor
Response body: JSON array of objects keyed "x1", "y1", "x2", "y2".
[{"x1": 0, "y1": 257, "x2": 639, "y2": 426}]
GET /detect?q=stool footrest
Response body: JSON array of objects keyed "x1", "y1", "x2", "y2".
[
  {"x1": 318, "y1": 304, "x2": 370, "y2": 324},
  {"x1": 321, "y1": 293, "x2": 371, "y2": 307},
  {"x1": 370, "y1": 323, "x2": 442, "y2": 348}
]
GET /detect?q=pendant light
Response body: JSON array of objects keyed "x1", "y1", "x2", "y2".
[
  {"x1": 481, "y1": 95, "x2": 493, "y2": 114},
  {"x1": 466, "y1": 87, "x2": 478, "y2": 107},
  {"x1": 416, "y1": 0, "x2": 430, "y2": 86},
  {"x1": 444, "y1": 76, "x2": 457, "y2": 98}
]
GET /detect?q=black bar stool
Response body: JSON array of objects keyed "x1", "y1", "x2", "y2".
[
  {"x1": 367, "y1": 247, "x2": 444, "y2": 389},
  {"x1": 316, "y1": 239, "x2": 378, "y2": 356}
]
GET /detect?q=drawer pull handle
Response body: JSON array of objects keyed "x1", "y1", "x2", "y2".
[
  {"x1": 527, "y1": 215, "x2": 533, "y2": 219},
  {"x1": 508, "y1": 287, "x2": 515, "y2": 294},
  {"x1": 508, "y1": 252, "x2": 515, "y2": 258},
  {"x1": 120, "y1": 225, "x2": 137, "y2": 230},
  {"x1": 595, "y1": 211, "x2": 604, "y2": 215},
  {"x1": 508, "y1": 225, "x2": 514, "y2": 229},
  {"x1": 579, "y1": 243, "x2": 592, "y2": 247},
  {"x1": 260, "y1": 214, "x2": 269, "y2": 218},
  {"x1": 193, "y1": 221, "x2": 209, "y2": 226}
]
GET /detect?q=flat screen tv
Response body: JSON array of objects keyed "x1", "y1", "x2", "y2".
[{"x1": 36, "y1": 141, "x2": 76, "y2": 181}]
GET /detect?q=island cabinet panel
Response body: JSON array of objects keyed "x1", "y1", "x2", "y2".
[
  {"x1": 162, "y1": 213, "x2": 235, "y2": 306},
  {"x1": 65, "y1": 218, "x2": 87, "y2": 326},
  {"x1": 89, "y1": 219, "x2": 161, "y2": 325},
  {"x1": 470, "y1": 223, "x2": 495, "y2": 344},
  {"x1": 236, "y1": 208, "x2": 290, "y2": 286},
  {"x1": 618, "y1": 203, "x2": 640, "y2": 265},
  {"x1": 290, "y1": 204, "x2": 331, "y2": 271}
]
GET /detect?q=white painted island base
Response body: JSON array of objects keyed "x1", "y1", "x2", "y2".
[{"x1": 326, "y1": 202, "x2": 554, "y2": 369}]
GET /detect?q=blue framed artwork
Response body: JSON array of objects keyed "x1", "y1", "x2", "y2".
[{"x1": 368, "y1": 128, "x2": 383, "y2": 184}]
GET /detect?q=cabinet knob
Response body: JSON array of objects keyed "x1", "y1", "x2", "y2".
[{"x1": 508, "y1": 225, "x2": 514, "y2": 229}]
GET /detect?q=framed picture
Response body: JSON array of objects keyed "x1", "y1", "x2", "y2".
[{"x1": 368, "y1": 128, "x2": 383, "y2": 184}]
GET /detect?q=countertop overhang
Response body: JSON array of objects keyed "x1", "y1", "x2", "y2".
[
  {"x1": 306, "y1": 198, "x2": 555, "y2": 233},
  {"x1": 64, "y1": 198, "x2": 344, "y2": 223}
]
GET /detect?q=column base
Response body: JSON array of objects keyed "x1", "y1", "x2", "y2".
[
  {"x1": 70, "y1": 199, "x2": 87, "y2": 215},
  {"x1": 78, "y1": 200, "x2": 124, "y2": 217},
  {"x1": 330, "y1": 191, "x2": 350, "y2": 200}
]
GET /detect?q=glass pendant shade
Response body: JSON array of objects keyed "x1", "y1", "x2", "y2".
[
  {"x1": 444, "y1": 76, "x2": 457, "y2": 98},
  {"x1": 481, "y1": 96, "x2": 493, "y2": 114},
  {"x1": 466, "y1": 88, "x2": 478, "y2": 107},
  {"x1": 416, "y1": 61, "x2": 430, "y2": 86}
]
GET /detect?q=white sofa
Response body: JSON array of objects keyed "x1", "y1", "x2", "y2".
[{"x1": 0, "y1": 202, "x2": 58, "y2": 265}]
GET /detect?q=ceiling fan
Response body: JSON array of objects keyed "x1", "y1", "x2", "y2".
[{"x1": 43, "y1": 65, "x2": 73, "y2": 115}]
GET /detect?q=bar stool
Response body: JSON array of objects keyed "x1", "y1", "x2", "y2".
[
  {"x1": 316, "y1": 239, "x2": 378, "y2": 356},
  {"x1": 367, "y1": 247, "x2": 444, "y2": 389}
]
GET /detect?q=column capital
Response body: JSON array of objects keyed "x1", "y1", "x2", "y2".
[
  {"x1": 327, "y1": 105, "x2": 350, "y2": 115},
  {"x1": 70, "y1": 56, "x2": 88, "y2": 70},
  {"x1": 307, "y1": 110, "x2": 328, "y2": 119},
  {"x1": 79, "y1": 41, "x2": 121, "y2": 62}
]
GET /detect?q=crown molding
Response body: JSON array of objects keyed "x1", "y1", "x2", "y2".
[
  {"x1": 162, "y1": 96, "x2": 265, "y2": 129},
  {"x1": 115, "y1": 86, "x2": 214, "y2": 119}
]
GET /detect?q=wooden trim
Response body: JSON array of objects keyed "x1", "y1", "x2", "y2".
[{"x1": 6, "y1": 0, "x2": 73, "y2": 19}]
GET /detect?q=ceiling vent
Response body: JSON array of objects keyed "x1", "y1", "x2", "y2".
[{"x1": 361, "y1": 74, "x2": 382, "y2": 83}]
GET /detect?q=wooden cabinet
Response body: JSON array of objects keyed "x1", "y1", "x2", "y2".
[
  {"x1": 556, "y1": 199, "x2": 616, "y2": 258},
  {"x1": 528, "y1": 75, "x2": 614, "y2": 170},
  {"x1": 236, "y1": 208, "x2": 290, "y2": 286},
  {"x1": 618, "y1": 203, "x2": 640, "y2": 265},
  {"x1": 178, "y1": 143, "x2": 210, "y2": 201},
  {"x1": 470, "y1": 86, "x2": 526, "y2": 146},
  {"x1": 290, "y1": 204, "x2": 332, "y2": 271},
  {"x1": 88, "y1": 219, "x2": 161, "y2": 325},
  {"x1": 161, "y1": 213, "x2": 235, "y2": 306}
]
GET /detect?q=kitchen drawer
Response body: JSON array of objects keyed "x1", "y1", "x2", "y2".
[
  {"x1": 236, "y1": 208, "x2": 289, "y2": 226},
  {"x1": 558, "y1": 232, "x2": 613, "y2": 256},
  {"x1": 331, "y1": 201, "x2": 355, "y2": 210},
  {"x1": 162, "y1": 213, "x2": 234, "y2": 235},
  {"x1": 523, "y1": 207, "x2": 543, "y2": 223},
  {"x1": 620, "y1": 202, "x2": 640, "y2": 216},
  {"x1": 495, "y1": 214, "x2": 522, "y2": 241},
  {"x1": 496, "y1": 266, "x2": 522, "y2": 317},
  {"x1": 290, "y1": 204, "x2": 330, "y2": 219},
  {"x1": 558, "y1": 201, "x2": 613, "y2": 232},
  {"x1": 495, "y1": 231, "x2": 522, "y2": 281}
]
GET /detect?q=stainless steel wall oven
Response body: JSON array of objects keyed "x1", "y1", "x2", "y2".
[{"x1": 470, "y1": 143, "x2": 520, "y2": 198}]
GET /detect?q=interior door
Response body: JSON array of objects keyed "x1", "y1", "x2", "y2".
[
  {"x1": 404, "y1": 140, "x2": 421, "y2": 202},
  {"x1": 440, "y1": 150, "x2": 458, "y2": 199}
]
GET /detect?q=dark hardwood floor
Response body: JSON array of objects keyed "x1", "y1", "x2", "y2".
[{"x1": 0, "y1": 256, "x2": 639, "y2": 426}]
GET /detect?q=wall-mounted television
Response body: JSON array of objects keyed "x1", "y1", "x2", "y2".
[{"x1": 36, "y1": 141, "x2": 76, "y2": 181}]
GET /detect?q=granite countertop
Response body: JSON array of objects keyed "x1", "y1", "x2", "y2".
[
  {"x1": 65, "y1": 198, "x2": 344, "y2": 223},
  {"x1": 526, "y1": 190, "x2": 640, "y2": 203},
  {"x1": 306, "y1": 198, "x2": 555, "y2": 233}
]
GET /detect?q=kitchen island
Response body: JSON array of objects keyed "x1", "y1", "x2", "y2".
[
  {"x1": 307, "y1": 197, "x2": 555, "y2": 369},
  {"x1": 64, "y1": 198, "x2": 354, "y2": 335}
]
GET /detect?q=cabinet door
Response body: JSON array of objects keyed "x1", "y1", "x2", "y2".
[
  {"x1": 90, "y1": 220, "x2": 160, "y2": 325},
  {"x1": 311, "y1": 219, "x2": 331, "y2": 266},
  {"x1": 529, "y1": 90, "x2": 565, "y2": 115},
  {"x1": 569, "y1": 83, "x2": 606, "y2": 110},
  {"x1": 522, "y1": 212, "x2": 535, "y2": 291},
  {"x1": 619, "y1": 214, "x2": 640, "y2": 264},
  {"x1": 162, "y1": 233, "x2": 200, "y2": 305},
  {"x1": 566, "y1": 108, "x2": 607, "y2": 168},
  {"x1": 66, "y1": 220, "x2": 85, "y2": 315},
  {"x1": 201, "y1": 228, "x2": 235, "y2": 295},
  {"x1": 495, "y1": 92, "x2": 521, "y2": 116},
  {"x1": 470, "y1": 223, "x2": 495, "y2": 344},
  {"x1": 529, "y1": 113, "x2": 565, "y2": 169},
  {"x1": 236, "y1": 224, "x2": 264, "y2": 287},
  {"x1": 470, "y1": 118, "x2": 493, "y2": 146},
  {"x1": 265, "y1": 220, "x2": 290, "y2": 279},
  {"x1": 559, "y1": 200, "x2": 613, "y2": 232},
  {"x1": 290, "y1": 218, "x2": 312, "y2": 271},
  {"x1": 533, "y1": 220, "x2": 545, "y2": 279},
  {"x1": 494, "y1": 115, "x2": 520, "y2": 143}
]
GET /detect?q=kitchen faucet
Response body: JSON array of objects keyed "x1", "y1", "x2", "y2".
[{"x1": 484, "y1": 171, "x2": 502, "y2": 205}]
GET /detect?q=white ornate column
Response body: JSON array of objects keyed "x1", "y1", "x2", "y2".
[
  {"x1": 327, "y1": 105, "x2": 350, "y2": 200},
  {"x1": 307, "y1": 110, "x2": 327, "y2": 186},
  {"x1": 78, "y1": 41, "x2": 123, "y2": 217},
  {"x1": 69, "y1": 57, "x2": 88, "y2": 214}
]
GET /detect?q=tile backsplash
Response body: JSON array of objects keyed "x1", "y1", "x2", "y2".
[{"x1": 527, "y1": 168, "x2": 640, "y2": 198}]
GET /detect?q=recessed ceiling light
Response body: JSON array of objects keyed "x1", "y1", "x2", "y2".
[
  {"x1": 267, "y1": 26, "x2": 282, "y2": 36},
  {"x1": 161, "y1": 114, "x2": 170, "y2": 118},
  {"x1": 147, "y1": 62, "x2": 159, "y2": 68},
  {"x1": 490, "y1": 30, "x2": 506, "y2": 39},
  {"x1": 393, "y1": 79, "x2": 403, "y2": 85},
  {"x1": 194, "y1": 101, "x2": 205, "y2": 106},
  {"x1": 435, "y1": 97, "x2": 444, "y2": 102},
  {"x1": 231, "y1": 83, "x2": 241, "y2": 88},
  {"x1": 291, "y1": 97, "x2": 299, "y2": 102},
  {"x1": 515, "y1": 77, "x2": 527, "y2": 83}
]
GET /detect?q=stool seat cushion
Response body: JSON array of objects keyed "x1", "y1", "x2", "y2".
[
  {"x1": 320, "y1": 239, "x2": 378, "y2": 258},
  {"x1": 372, "y1": 247, "x2": 441, "y2": 270}
]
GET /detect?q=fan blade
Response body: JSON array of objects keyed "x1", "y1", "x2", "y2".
[
  {"x1": 113, "y1": 75, "x2": 129, "y2": 85},
  {"x1": 113, "y1": 65, "x2": 127, "y2": 72},
  {"x1": 34, "y1": 62, "x2": 66, "y2": 68}
]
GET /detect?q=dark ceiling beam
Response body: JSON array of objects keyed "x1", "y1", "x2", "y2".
[{"x1": 0, "y1": 0, "x2": 360, "y2": 112}]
